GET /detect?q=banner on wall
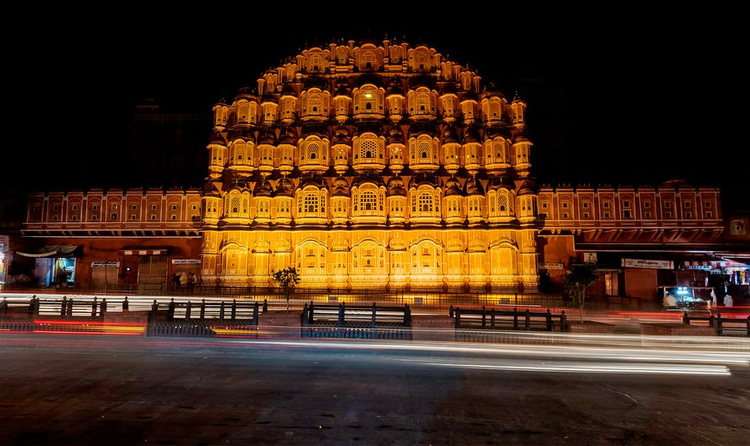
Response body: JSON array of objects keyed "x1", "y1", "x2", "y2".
[{"x1": 621, "y1": 258, "x2": 674, "y2": 270}]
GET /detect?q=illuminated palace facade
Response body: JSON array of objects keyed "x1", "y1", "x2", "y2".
[
  {"x1": 202, "y1": 40, "x2": 538, "y2": 291},
  {"x1": 13, "y1": 39, "x2": 747, "y2": 299}
]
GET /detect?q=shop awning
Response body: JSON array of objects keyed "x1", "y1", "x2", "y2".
[
  {"x1": 117, "y1": 247, "x2": 170, "y2": 256},
  {"x1": 16, "y1": 244, "x2": 82, "y2": 258},
  {"x1": 682, "y1": 254, "x2": 748, "y2": 269}
]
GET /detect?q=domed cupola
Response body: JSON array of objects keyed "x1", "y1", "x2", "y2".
[
  {"x1": 254, "y1": 179, "x2": 273, "y2": 197},
  {"x1": 444, "y1": 176, "x2": 464, "y2": 196},
  {"x1": 515, "y1": 180, "x2": 537, "y2": 224},
  {"x1": 511, "y1": 132, "x2": 533, "y2": 178},
  {"x1": 274, "y1": 177, "x2": 295, "y2": 197},
  {"x1": 330, "y1": 175, "x2": 351, "y2": 225},
  {"x1": 465, "y1": 176, "x2": 486, "y2": 224},
  {"x1": 387, "y1": 125, "x2": 406, "y2": 174},
  {"x1": 442, "y1": 124, "x2": 461, "y2": 175},
  {"x1": 333, "y1": 79, "x2": 352, "y2": 124},
  {"x1": 487, "y1": 175, "x2": 513, "y2": 192},
  {"x1": 257, "y1": 128, "x2": 276, "y2": 146},
  {"x1": 407, "y1": 74, "x2": 438, "y2": 121},
  {"x1": 465, "y1": 176, "x2": 484, "y2": 196},
  {"x1": 351, "y1": 122, "x2": 386, "y2": 173},
  {"x1": 299, "y1": 123, "x2": 330, "y2": 176},
  {"x1": 443, "y1": 176, "x2": 465, "y2": 225},
  {"x1": 480, "y1": 82, "x2": 506, "y2": 126},
  {"x1": 332, "y1": 124, "x2": 352, "y2": 175},
  {"x1": 303, "y1": 75, "x2": 327, "y2": 90},
  {"x1": 272, "y1": 176, "x2": 294, "y2": 225},
  {"x1": 511, "y1": 91, "x2": 527, "y2": 128},
  {"x1": 387, "y1": 176, "x2": 406, "y2": 196},
  {"x1": 275, "y1": 126, "x2": 295, "y2": 176},
  {"x1": 226, "y1": 125, "x2": 256, "y2": 143},
  {"x1": 413, "y1": 173, "x2": 439, "y2": 188},
  {"x1": 333, "y1": 124, "x2": 351, "y2": 144},
  {"x1": 259, "y1": 90, "x2": 278, "y2": 126},
  {"x1": 386, "y1": 76, "x2": 406, "y2": 123},
  {"x1": 332, "y1": 175, "x2": 349, "y2": 196},
  {"x1": 460, "y1": 89, "x2": 479, "y2": 124},
  {"x1": 298, "y1": 174, "x2": 326, "y2": 189},
  {"x1": 352, "y1": 74, "x2": 385, "y2": 121},
  {"x1": 462, "y1": 124, "x2": 482, "y2": 175},
  {"x1": 352, "y1": 172, "x2": 385, "y2": 189},
  {"x1": 230, "y1": 86, "x2": 259, "y2": 127},
  {"x1": 408, "y1": 122, "x2": 439, "y2": 174}
]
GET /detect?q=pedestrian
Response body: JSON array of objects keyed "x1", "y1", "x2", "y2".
[
  {"x1": 710, "y1": 289, "x2": 717, "y2": 307},
  {"x1": 187, "y1": 272, "x2": 195, "y2": 294},
  {"x1": 173, "y1": 272, "x2": 181, "y2": 289},
  {"x1": 723, "y1": 293, "x2": 733, "y2": 307}
]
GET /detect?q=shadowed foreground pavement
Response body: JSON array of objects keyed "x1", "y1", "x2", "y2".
[{"x1": 1, "y1": 333, "x2": 749, "y2": 445}]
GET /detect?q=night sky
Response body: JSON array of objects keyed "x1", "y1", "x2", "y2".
[{"x1": 6, "y1": 7, "x2": 748, "y2": 208}]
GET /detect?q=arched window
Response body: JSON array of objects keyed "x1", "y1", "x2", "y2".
[
  {"x1": 498, "y1": 194, "x2": 508, "y2": 213},
  {"x1": 304, "y1": 194, "x2": 319, "y2": 213},
  {"x1": 360, "y1": 191, "x2": 377, "y2": 212},
  {"x1": 419, "y1": 192, "x2": 433, "y2": 213},
  {"x1": 307, "y1": 142, "x2": 319, "y2": 160},
  {"x1": 361, "y1": 139, "x2": 377, "y2": 159},
  {"x1": 418, "y1": 141, "x2": 430, "y2": 159}
]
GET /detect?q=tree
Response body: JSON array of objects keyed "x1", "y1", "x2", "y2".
[
  {"x1": 563, "y1": 263, "x2": 598, "y2": 324},
  {"x1": 273, "y1": 267, "x2": 300, "y2": 311}
]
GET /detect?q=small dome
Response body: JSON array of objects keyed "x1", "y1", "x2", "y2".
[
  {"x1": 463, "y1": 126, "x2": 481, "y2": 144},
  {"x1": 444, "y1": 177, "x2": 463, "y2": 196},
  {"x1": 254, "y1": 181, "x2": 273, "y2": 196},
  {"x1": 278, "y1": 128, "x2": 296, "y2": 145},
  {"x1": 258, "y1": 130, "x2": 276, "y2": 145},
  {"x1": 388, "y1": 176, "x2": 406, "y2": 196},
  {"x1": 387, "y1": 77, "x2": 404, "y2": 96},
  {"x1": 352, "y1": 173, "x2": 385, "y2": 188},
  {"x1": 465, "y1": 177, "x2": 485, "y2": 195},
  {"x1": 280, "y1": 82, "x2": 297, "y2": 97},
  {"x1": 442, "y1": 126, "x2": 459, "y2": 144},
  {"x1": 333, "y1": 125, "x2": 351, "y2": 144},
  {"x1": 333, "y1": 176, "x2": 349, "y2": 189},
  {"x1": 388, "y1": 126, "x2": 404, "y2": 144},
  {"x1": 274, "y1": 178, "x2": 295, "y2": 197}
]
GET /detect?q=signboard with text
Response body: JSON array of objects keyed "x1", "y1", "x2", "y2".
[{"x1": 621, "y1": 258, "x2": 674, "y2": 270}]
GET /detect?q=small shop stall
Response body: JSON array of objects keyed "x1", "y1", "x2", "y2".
[{"x1": 658, "y1": 285, "x2": 713, "y2": 310}]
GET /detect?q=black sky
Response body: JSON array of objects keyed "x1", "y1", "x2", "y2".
[{"x1": 6, "y1": 6, "x2": 749, "y2": 207}]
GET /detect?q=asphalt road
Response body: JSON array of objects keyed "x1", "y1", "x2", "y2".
[{"x1": 1, "y1": 333, "x2": 749, "y2": 445}]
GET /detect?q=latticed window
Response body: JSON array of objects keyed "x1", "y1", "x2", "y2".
[
  {"x1": 361, "y1": 139, "x2": 377, "y2": 159},
  {"x1": 304, "y1": 194, "x2": 319, "y2": 213},
  {"x1": 360, "y1": 191, "x2": 377, "y2": 212},
  {"x1": 418, "y1": 141, "x2": 431, "y2": 159},
  {"x1": 498, "y1": 195, "x2": 508, "y2": 212},
  {"x1": 416, "y1": 92, "x2": 430, "y2": 112},
  {"x1": 306, "y1": 143, "x2": 319, "y2": 160},
  {"x1": 231, "y1": 197, "x2": 240, "y2": 213},
  {"x1": 257, "y1": 200, "x2": 269, "y2": 216},
  {"x1": 419, "y1": 193, "x2": 433, "y2": 212}
]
